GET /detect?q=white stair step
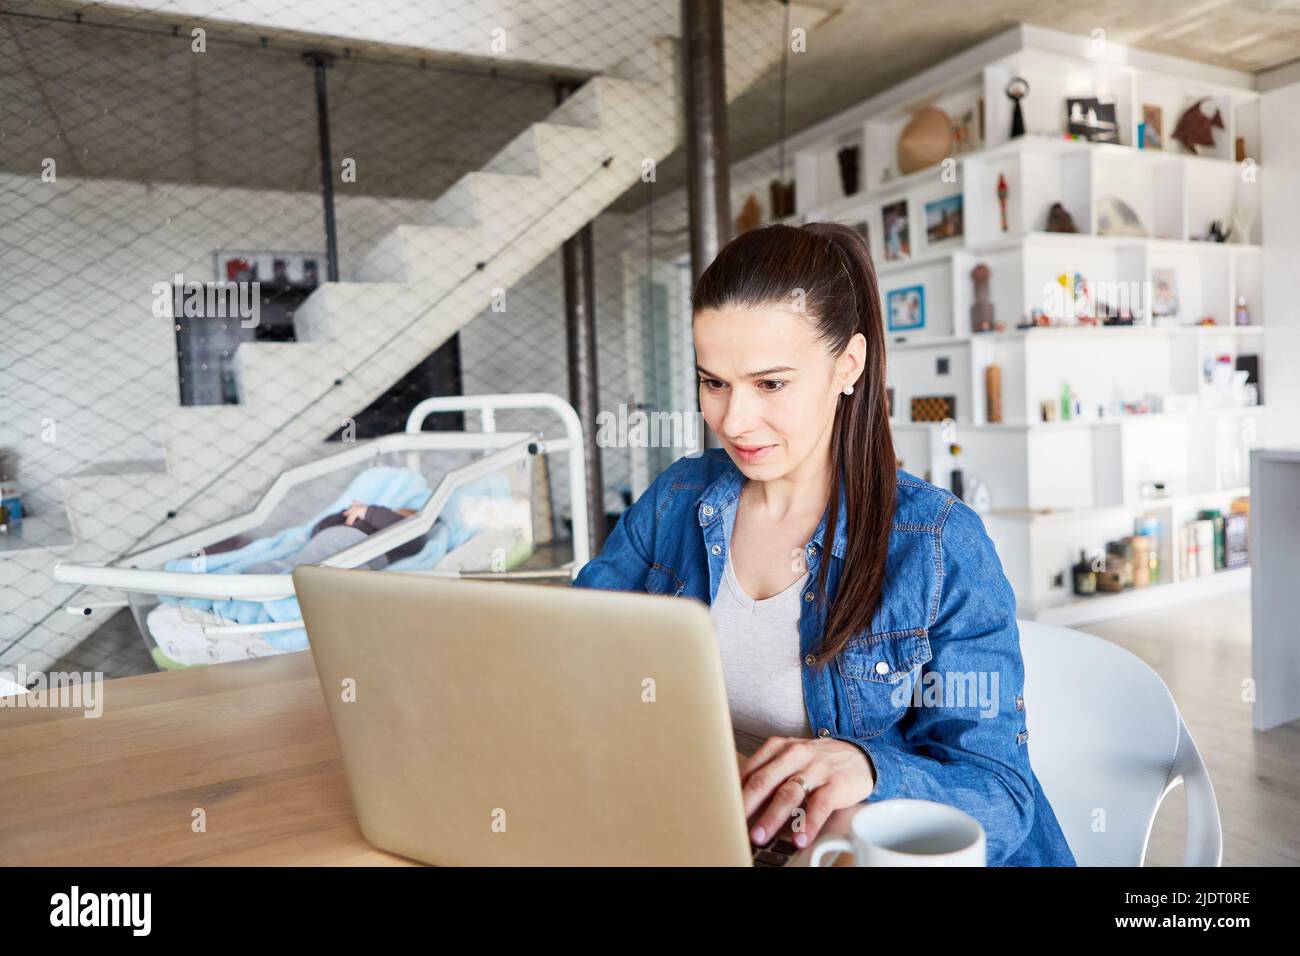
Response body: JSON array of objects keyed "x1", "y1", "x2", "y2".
[
  {"x1": 354, "y1": 223, "x2": 483, "y2": 283},
  {"x1": 580, "y1": 76, "x2": 676, "y2": 148},
  {"x1": 484, "y1": 122, "x2": 610, "y2": 180},
  {"x1": 428, "y1": 170, "x2": 543, "y2": 231},
  {"x1": 293, "y1": 281, "x2": 431, "y2": 343},
  {"x1": 60, "y1": 470, "x2": 184, "y2": 554},
  {"x1": 547, "y1": 78, "x2": 604, "y2": 128},
  {"x1": 608, "y1": 35, "x2": 678, "y2": 85}
]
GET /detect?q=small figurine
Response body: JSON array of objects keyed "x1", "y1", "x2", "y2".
[
  {"x1": 1046, "y1": 202, "x2": 1078, "y2": 233},
  {"x1": 970, "y1": 263, "x2": 994, "y2": 332},
  {"x1": 948, "y1": 443, "x2": 964, "y2": 502},
  {"x1": 1005, "y1": 76, "x2": 1029, "y2": 139},
  {"x1": 1228, "y1": 204, "x2": 1256, "y2": 244},
  {"x1": 997, "y1": 173, "x2": 1009, "y2": 232}
]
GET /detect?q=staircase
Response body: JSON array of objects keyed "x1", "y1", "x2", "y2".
[{"x1": 25, "y1": 0, "x2": 822, "y2": 670}]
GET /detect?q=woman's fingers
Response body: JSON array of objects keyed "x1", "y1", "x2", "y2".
[
  {"x1": 741, "y1": 740, "x2": 818, "y2": 822},
  {"x1": 796, "y1": 785, "x2": 841, "y2": 848},
  {"x1": 750, "y1": 776, "x2": 807, "y2": 845},
  {"x1": 738, "y1": 734, "x2": 790, "y2": 783},
  {"x1": 750, "y1": 761, "x2": 830, "y2": 846}
]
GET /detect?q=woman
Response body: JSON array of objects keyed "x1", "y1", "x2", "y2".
[{"x1": 573, "y1": 222, "x2": 1075, "y2": 866}]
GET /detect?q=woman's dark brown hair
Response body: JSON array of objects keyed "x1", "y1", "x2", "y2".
[{"x1": 691, "y1": 221, "x2": 896, "y2": 665}]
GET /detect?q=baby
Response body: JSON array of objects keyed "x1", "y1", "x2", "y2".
[{"x1": 244, "y1": 501, "x2": 427, "y2": 573}]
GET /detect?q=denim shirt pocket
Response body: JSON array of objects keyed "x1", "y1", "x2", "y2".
[
  {"x1": 645, "y1": 562, "x2": 686, "y2": 596},
  {"x1": 836, "y1": 627, "x2": 934, "y2": 738}
]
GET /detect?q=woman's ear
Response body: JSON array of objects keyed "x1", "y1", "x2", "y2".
[{"x1": 837, "y1": 332, "x2": 867, "y2": 390}]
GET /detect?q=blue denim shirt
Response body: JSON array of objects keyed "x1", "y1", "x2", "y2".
[{"x1": 572, "y1": 447, "x2": 1076, "y2": 867}]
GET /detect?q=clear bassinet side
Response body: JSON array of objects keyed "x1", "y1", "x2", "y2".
[{"x1": 131, "y1": 440, "x2": 540, "y2": 670}]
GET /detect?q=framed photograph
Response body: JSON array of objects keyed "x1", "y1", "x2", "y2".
[
  {"x1": 886, "y1": 285, "x2": 926, "y2": 332},
  {"x1": 1151, "y1": 268, "x2": 1180, "y2": 319},
  {"x1": 1066, "y1": 97, "x2": 1119, "y2": 144},
  {"x1": 882, "y1": 200, "x2": 910, "y2": 261},
  {"x1": 1141, "y1": 103, "x2": 1163, "y2": 149},
  {"x1": 215, "y1": 249, "x2": 323, "y2": 288},
  {"x1": 924, "y1": 194, "x2": 964, "y2": 244}
]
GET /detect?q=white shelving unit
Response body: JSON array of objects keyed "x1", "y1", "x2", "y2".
[{"x1": 791, "y1": 27, "x2": 1265, "y2": 624}]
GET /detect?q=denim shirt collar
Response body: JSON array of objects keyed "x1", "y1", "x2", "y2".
[{"x1": 694, "y1": 451, "x2": 848, "y2": 559}]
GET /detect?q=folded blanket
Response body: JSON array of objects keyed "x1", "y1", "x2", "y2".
[{"x1": 156, "y1": 466, "x2": 516, "y2": 651}]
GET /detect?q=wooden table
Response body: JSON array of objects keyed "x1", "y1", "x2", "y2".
[
  {"x1": 0, "y1": 648, "x2": 855, "y2": 866},
  {"x1": 0, "y1": 651, "x2": 415, "y2": 865}
]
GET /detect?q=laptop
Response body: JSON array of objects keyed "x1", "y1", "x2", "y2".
[{"x1": 292, "y1": 564, "x2": 802, "y2": 866}]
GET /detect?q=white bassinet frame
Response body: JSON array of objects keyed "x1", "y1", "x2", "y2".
[{"x1": 51, "y1": 392, "x2": 591, "y2": 623}]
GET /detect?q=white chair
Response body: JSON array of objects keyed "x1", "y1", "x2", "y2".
[{"x1": 1017, "y1": 619, "x2": 1223, "y2": 866}]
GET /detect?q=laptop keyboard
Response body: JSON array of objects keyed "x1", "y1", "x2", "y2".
[{"x1": 752, "y1": 835, "x2": 798, "y2": 867}]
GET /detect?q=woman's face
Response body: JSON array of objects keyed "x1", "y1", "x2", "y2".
[{"x1": 693, "y1": 303, "x2": 864, "y2": 478}]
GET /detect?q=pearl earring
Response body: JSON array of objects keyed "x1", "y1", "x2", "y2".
[{"x1": 842, "y1": 384, "x2": 854, "y2": 395}]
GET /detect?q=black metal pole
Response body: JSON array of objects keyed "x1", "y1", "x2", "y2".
[
  {"x1": 681, "y1": 0, "x2": 731, "y2": 284},
  {"x1": 681, "y1": 0, "x2": 730, "y2": 450},
  {"x1": 306, "y1": 52, "x2": 340, "y2": 283}
]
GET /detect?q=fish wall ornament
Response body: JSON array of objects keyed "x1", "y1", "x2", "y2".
[{"x1": 1171, "y1": 98, "x2": 1224, "y2": 155}]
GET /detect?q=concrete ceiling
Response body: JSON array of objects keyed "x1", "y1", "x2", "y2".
[
  {"x1": 2, "y1": 0, "x2": 1296, "y2": 208},
  {"x1": 0, "y1": 1, "x2": 563, "y2": 200}
]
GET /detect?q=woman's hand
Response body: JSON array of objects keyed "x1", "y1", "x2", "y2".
[
  {"x1": 739, "y1": 736, "x2": 876, "y2": 849},
  {"x1": 343, "y1": 501, "x2": 369, "y2": 526}
]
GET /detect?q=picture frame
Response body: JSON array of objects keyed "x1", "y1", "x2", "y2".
[
  {"x1": 924, "y1": 194, "x2": 964, "y2": 244},
  {"x1": 886, "y1": 285, "x2": 926, "y2": 332},
  {"x1": 1066, "y1": 96, "x2": 1119, "y2": 144},
  {"x1": 1151, "y1": 268, "x2": 1180, "y2": 319},
  {"x1": 882, "y1": 200, "x2": 910, "y2": 261},
  {"x1": 1141, "y1": 103, "x2": 1163, "y2": 149}
]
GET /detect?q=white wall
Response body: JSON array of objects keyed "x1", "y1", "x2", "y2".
[{"x1": 1260, "y1": 70, "x2": 1300, "y2": 448}]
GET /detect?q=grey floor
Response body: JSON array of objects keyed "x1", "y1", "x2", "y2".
[
  {"x1": 50, "y1": 607, "x2": 155, "y2": 677},
  {"x1": 1079, "y1": 590, "x2": 1299, "y2": 867},
  {"x1": 55, "y1": 582, "x2": 1296, "y2": 866}
]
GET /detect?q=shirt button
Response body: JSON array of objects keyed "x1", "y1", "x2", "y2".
[
  {"x1": 817, "y1": 728, "x2": 830, "y2": 738},
  {"x1": 702, "y1": 505, "x2": 714, "y2": 516},
  {"x1": 808, "y1": 544, "x2": 817, "y2": 555},
  {"x1": 874, "y1": 660, "x2": 890, "y2": 675},
  {"x1": 803, "y1": 653, "x2": 816, "y2": 666},
  {"x1": 803, "y1": 592, "x2": 813, "y2": 602},
  {"x1": 710, "y1": 544, "x2": 721, "y2": 555}
]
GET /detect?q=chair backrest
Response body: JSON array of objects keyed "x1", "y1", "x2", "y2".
[{"x1": 1017, "y1": 619, "x2": 1223, "y2": 866}]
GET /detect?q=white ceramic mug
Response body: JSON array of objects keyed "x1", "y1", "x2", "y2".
[{"x1": 809, "y1": 799, "x2": 986, "y2": 867}]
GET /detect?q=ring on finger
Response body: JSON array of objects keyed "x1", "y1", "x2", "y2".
[{"x1": 792, "y1": 775, "x2": 813, "y2": 800}]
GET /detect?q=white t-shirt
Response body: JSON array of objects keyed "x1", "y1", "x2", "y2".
[{"x1": 709, "y1": 548, "x2": 814, "y2": 757}]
